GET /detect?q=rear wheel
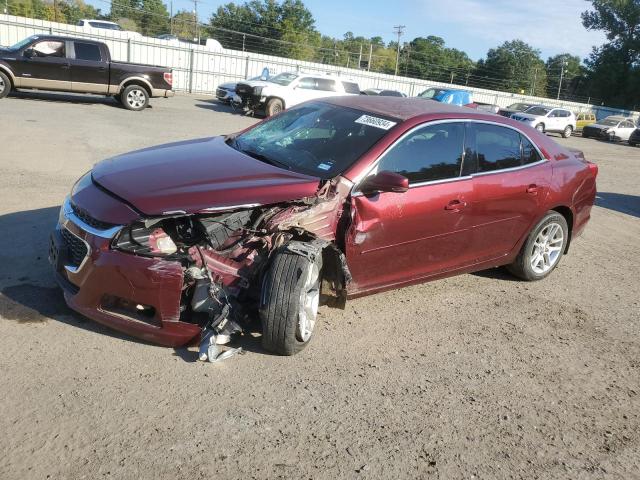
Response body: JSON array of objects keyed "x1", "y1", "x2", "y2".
[
  {"x1": 535, "y1": 123, "x2": 545, "y2": 133},
  {"x1": 507, "y1": 211, "x2": 568, "y2": 281},
  {"x1": 266, "y1": 98, "x2": 283, "y2": 116},
  {"x1": 122, "y1": 84, "x2": 149, "y2": 111},
  {"x1": 562, "y1": 125, "x2": 573, "y2": 138},
  {"x1": 260, "y1": 244, "x2": 322, "y2": 355},
  {"x1": 0, "y1": 71, "x2": 11, "y2": 99}
]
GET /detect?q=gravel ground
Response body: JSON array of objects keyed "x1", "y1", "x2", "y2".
[{"x1": 0, "y1": 92, "x2": 638, "y2": 479}]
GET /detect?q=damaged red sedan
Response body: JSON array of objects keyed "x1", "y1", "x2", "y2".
[{"x1": 50, "y1": 96, "x2": 597, "y2": 356}]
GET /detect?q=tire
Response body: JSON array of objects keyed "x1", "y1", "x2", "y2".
[
  {"x1": 582, "y1": 132, "x2": 589, "y2": 138},
  {"x1": 265, "y1": 98, "x2": 283, "y2": 117},
  {"x1": 121, "y1": 84, "x2": 149, "y2": 111},
  {"x1": 535, "y1": 123, "x2": 545, "y2": 133},
  {"x1": 562, "y1": 125, "x2": 573, "y2": 138},
  {"x1": 260, "y1": 244, "x2": 322, "y2": 355},
  {"x1": 0, "y1": 71, "x2": 11, "y2": 99},
  {"x1": 507, "y1": 211, "x2": 568, "y2": 281}
]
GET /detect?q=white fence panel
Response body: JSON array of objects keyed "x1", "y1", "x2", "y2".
[{"x1": 1, "y1": 14, "x2": 637, "y2": 120}]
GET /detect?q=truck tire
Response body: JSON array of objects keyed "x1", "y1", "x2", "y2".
[
  {"x1": 121, "y1": 84, "x2": 149, "y2": 111},
  {"x1": 266, "y1": 98, "x2": 283, "y2": 117},
  {"x1": 507, "y1": 211, "x2": 568, "y2": 281},
  {"x1": 0, "y1": 71, "x2": 11, "y2": 99},
  {"x1": 260, "y1": 244, "x2": 322, "y2": 355}
]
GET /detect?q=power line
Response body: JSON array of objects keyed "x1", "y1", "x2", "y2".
[{"x1": 393, "y1": 24, "x2": 405, "y2": 76}]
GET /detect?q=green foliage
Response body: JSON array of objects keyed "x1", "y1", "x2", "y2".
[
  {"x1": 545, "y1": 53, "x2": 584, "y2": 99},
  {"x1": 110, "y1": 0, "x2": 169, "y2": 36},
  {"x1": 401, "y1": 36, "x2": 475, "y2": 83},
  {"x1": 582, "y1": 0, "x2": 640, "y2": 108},
  {"x1": 475, "y1": 40, "x2": 547, "y2": 96},
  {"x1": 171, "y1": 10, "x2": 197, "y2": 41}
]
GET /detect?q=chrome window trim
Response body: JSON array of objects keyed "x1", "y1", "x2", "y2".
[
  {"x1": 351, "y1": 118, "x2": 548, "y2": 192},
  {"x1": 61, "y1": 196, "x2": 123, "y2": 239}
]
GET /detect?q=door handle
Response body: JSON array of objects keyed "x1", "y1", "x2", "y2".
[
  {"x1": 526, "y1": 184, "x2": 539, "y2": 195},
  {"x1": 445, "y1": 199, "x2": 467, "y2": 211}
]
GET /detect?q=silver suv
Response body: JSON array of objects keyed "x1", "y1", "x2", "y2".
[{"x1": 511, "y1": 106, "x2": 576, "y2": 138}]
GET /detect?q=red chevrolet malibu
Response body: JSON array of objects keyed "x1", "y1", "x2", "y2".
[{"x1": 50, "y1": 97, "x2": 597, "y2": 355}]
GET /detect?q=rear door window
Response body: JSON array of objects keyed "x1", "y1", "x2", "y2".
[
  {"x1": 377, "y1": 122, "x2": 465, "y2": 184},
  {"x1": 521, "y1": 135, "x2": 542, "y2": 164},
  {"x1": 74, "y1": 42, "x2": 102, "y2": 61},
  {"x1": 297, "y1": 77, "x2": 316, "y2": 90},
  {"x1": 471, "y1": 123, "x2": 522, "y2": 172},
  {"x1": 315, "y1": 78, "x2": 337, "y2": 92}
]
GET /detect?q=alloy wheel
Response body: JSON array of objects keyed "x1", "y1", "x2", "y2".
[
  {"x1": 297, "y1": 263, "x2": 320, "y2": 342},
  {"x1": 530, "y1": 222, "x2": 564, "y2": 274},
  {"x1": 126, "y1": 88, "x2": 147, "y2": 109},
  {"x1": 0, "y1": 77, "x2": 5, "y2": 95}
]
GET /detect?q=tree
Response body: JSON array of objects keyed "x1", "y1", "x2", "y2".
[
  {"x1": 402, "y1": 36, "x2": 475, "y2": 83},
  {"x1": 545, "y1": 54, "x2": 583, "y2": 100},
  {"x1": 139, "y1": 0, "x2": 170, "y2": 36},
  {"x1": 59, "y1": 0, "x2": 102, "y2": 25},
  {"x1": 171, "y1": 10, "x2": 197, "y2": 41},
  {"x1": 475, "y1": 40, "x2": 547, "y2": 96},
  {"x1": 581, "y1": 0, "x2": 640, "y2": 108},
  {"x1": 208, "y1": 0, "x2": 319, "y2": 57}
]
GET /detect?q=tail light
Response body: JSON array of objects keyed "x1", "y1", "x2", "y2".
[
  {"x1": 587, "y1": 161, "x2": 598, "y2": 177},
  {"x1": 163, "y1": 71, "x2": 173, "y2": 87}
]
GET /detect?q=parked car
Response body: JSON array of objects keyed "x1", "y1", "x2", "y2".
[
  {"x1": 417, "y1": 87, "x2": 498, "y2": 113},
  {"x1": 76, "y1": 19, "x2": 141, "y2": 39},
  {"x1": 582, "y1": 116, "x2": 636, "y2": 142},
  {"x1": 498, "y1": 102, "x2": 536, "y2": 118},
  {"x1": 0, "y1": 35, "x2": 174, "y2": 110},
  {"x1": 216, "y1": 69, "x2": 271, "y2": 104},
  {"x1": 234, "y1": 71, "x2": 360, "y2": 116},
  {"x1": 50, "y1": 96, "x2": 597, "y2": 357},
  {"x1": 510, "y1": 106, "x2": 576, "y2": 138},
  {"x1": 575, "y1": 112, "x2": 596, "y2": 131},
  {"x1": 628, "y1": 128, "x2": 640, "y2": 146},
  {"x1": 361, "y1": 88, "x2": 406, "y2": 97}
]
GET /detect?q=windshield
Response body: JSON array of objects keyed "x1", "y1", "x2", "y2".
[
  {"x1": 418, "y1": 88, "x2": 447, "y2": 99},
  {"x1": 525, "y1": 106, "x2": 550, "y2": 116},
  {"x1": 599, "y1": 119, "x2": 620, "y2": 126},
  {"x1": 228, "y1": 102, "x2": 397, "y2": 179},
  {"x1": 268, "y1": 73, "x2": 298, "y2": 86},
  {"x1": 507, "y1": 103, "x2": 531, "y2": 111},
  {"x1": 8, "y1": 36, "x2": 37, "y2": 51},
  {"x1": 89, "y1": 21, "x2": 123, "y2": 30}
]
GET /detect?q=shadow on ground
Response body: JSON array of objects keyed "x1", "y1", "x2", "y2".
[
  {"x1": 596, "y1": 192, "x2": 640, "y2": 218},
  {"x1": 194, "y1": 97, "x2": 264, "y2": 118},
  {"x1": 9, "y1": 90, "x2": 122, "y2": 108}
]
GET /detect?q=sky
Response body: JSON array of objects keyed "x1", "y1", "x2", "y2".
[{"x1": 93, "y1": 0, "x2": 608, "y2": 61}]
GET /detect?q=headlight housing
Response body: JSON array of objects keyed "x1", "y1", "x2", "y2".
[{"x1": 113, "y1": 223, "x2": 177, "y2": 256}]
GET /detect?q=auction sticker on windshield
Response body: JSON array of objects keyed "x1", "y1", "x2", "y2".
[{"x1": 355, "y1": 115, "x2": 397, "y2": 130}]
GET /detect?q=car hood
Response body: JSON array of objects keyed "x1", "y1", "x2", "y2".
[
  {"x1": 511, "y1": 113, "x2": 540, "y2": 121},
  {"x1": 588, "y1": 123, "x2": 615, "y2": 129},
  {"x1": 217, "y1": 82, "x2": 236, "y2": 90},
  {"x1": 92, "y1": 136, "x2": 321, "y2": 216}
]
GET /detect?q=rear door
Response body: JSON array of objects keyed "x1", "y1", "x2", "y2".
[
  {"x1": 346, "y1": 121, "x2": 475, "y2": 293},
  {"x1": 467, "y1": 122, "x2": 552, "y2": 263},
  {"x1": 618, "y1": 120, "x2": 636, "y2": 141},
  {"x1": 16, "y1": 39, "x2": 71, "y2": 90},
  {"x1": 69, "y1": 41, "x2": 109, "y2": 93}
]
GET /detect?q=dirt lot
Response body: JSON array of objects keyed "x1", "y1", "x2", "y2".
[{"x1": 0, "y1": 92, "x2": 638, "y2": 479}]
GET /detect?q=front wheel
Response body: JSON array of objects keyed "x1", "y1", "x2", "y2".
[
  {"x1": 265, "y1": 98, "x2": 283, "y2": 116},
  {"x1": 507, "y1": 211, "x2": 568, "y2": 281},
  {"x1": 0, "y1": 71, "x2": 11, "y2": 99},
  {"x1": 260, "y1": 244, "x2": 322, "y2": 355},
  {"x1": 535, "y1": 123, "x2": 545, "y2": 133},
  {"x1": 562, "y1": 125, "x2": 573, "y2": 138},
  {"x1": 122, "y1": 85, "x2": 149, "y2": 111}
]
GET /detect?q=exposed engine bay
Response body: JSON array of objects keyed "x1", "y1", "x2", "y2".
[{"x1": 110, "y1": 178, "x2": 353, "y2": 359}]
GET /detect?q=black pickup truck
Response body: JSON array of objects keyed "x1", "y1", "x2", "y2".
[{"x1": 0, "y1": 35, "x2": 174, "y2": 111}]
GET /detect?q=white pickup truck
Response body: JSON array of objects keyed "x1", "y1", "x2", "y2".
[{"x1": 234, "y1": 71, "x2": 360, "y2": 116}]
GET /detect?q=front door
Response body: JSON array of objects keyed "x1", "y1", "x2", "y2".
[
  {"x1": 16, "y1": 39, "x2": 71, "y2": 91},
  {"x1": 346, "y1": 121, "x2": 475, "y2": 294},
  {"x1": 69, "y1": 41, "x2": 109, "y2": 93},
  {"x1": 466, "y1": 122, "x2": 552, "y2": 262}
]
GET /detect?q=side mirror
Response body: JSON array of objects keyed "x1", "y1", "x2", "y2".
[
  {"x1": 24, "y1": 48, "x2": 36, "y2": 58},
  {"x1": 360, "y1": 170, "x2": 409, "y2": 195}
]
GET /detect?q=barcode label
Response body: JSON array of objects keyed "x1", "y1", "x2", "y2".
[{"x1": 355, "y1": 115, "x2": 397, "y2": 130}]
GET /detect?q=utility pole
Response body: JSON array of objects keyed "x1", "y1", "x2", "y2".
[
  {"x1": 367, "y1": 43, "x2": 373, "y2": 71},
  {"x1": 53, "y1": 0, "x2": 58, "y2": 22},
  {"x1": 170, "y1": 0, "x2": 173, "y2": 35},
  {"x1": 192, "y1": 0, "x2": 200, "y2": 44},
  {"x1": 557, "y1": 59, "x2": 568, "y2": 100},
  {"x1": 358, "y1": 44, "x2": 362, "y2": 69},
  {"x1": 530, "y1": 67, "x2": 538, "y2": 96},
  {"x1": 393, "y1": 24, "x2": 405, "y2": 76}
]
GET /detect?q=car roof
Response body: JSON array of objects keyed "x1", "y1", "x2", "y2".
[
  {"x1": 319, "y1": 96, "x2": 493, "y2": 121},
  {"x1": 27, "y1": 34, "x2": 102, "y2": 43}
]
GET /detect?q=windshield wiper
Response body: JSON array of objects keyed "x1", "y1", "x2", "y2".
[{"x1": 242, "y1": 148, "x2": 291, "y2": 170}]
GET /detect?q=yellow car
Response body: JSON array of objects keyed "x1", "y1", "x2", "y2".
[{"x1": 576, "y1": 113, "x2": 596, "y2": 132}]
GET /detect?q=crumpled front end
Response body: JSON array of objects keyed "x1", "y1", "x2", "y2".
[{"x1": 50, "y1": 177, "x2": 353, "y2": 347}]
